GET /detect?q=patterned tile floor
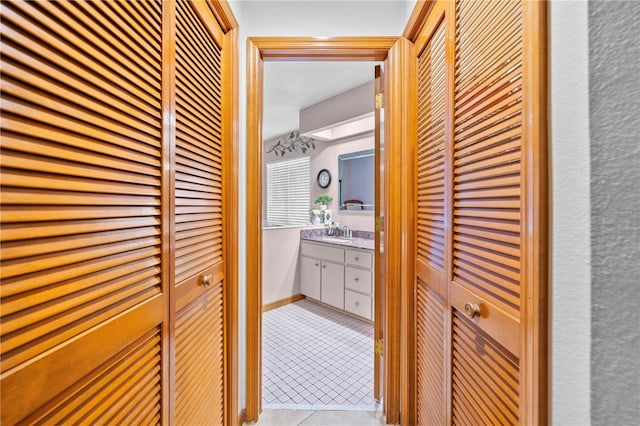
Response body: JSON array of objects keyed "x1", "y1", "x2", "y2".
[
  {"x1": 262, "y1": 299, "x2": 376, "y2": 410},
  {"x1": 248, "y1": 409, "x2": 385, "y2": 426}
]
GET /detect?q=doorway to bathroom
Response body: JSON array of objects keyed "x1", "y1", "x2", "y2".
[
  {"x1": 260, "y1": 60, "x2": 381, "y2": 410},
  {"x1": 245, "y1": 37, "x2": 412, "y2": 424}
]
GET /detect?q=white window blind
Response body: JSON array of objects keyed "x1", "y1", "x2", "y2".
[{"x1": 266, "y1": 156, "x2": 310, "y2": 226}]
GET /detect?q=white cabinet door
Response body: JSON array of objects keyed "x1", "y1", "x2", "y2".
[
  {"x1": 300, "y1": 256, "x2": 321, "y2": 300},
  {"x1": 320, "y1": 261, "x2": 345, "y2": 309}
]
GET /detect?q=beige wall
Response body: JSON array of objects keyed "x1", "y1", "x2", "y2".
[{"x1": 262, "y1": 225, "x2": 322, "y2": 305}]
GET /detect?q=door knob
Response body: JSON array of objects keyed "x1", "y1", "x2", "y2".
[
  {"x1": 464, "y1": 303, "x2": 480, "y2": 319},
  {"x1": 203, "y1": 274, "x2": 213, "y2": 287}
]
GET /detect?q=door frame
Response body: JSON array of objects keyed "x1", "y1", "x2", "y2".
[{"x1": 245, "y1": 36, "x2": 412, "y2": 424}]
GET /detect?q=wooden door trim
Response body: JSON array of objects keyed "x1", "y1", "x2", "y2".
[
  {"x1": 221, "y1": 13, "x2": 239, "y2": 426},
  {"x1": 373, "y1": 64, "x2": 383, "y2": 401},
  {"x1": 387, "y1": 38, "x2": 417, "y2": 426},
  {"x1": 161, "y1": 1, "x2": 177, "y2": 423},
  {"x1": 403, "y1": 1, "x2": 550, "y2": 424},
  {"x1": 403, "y1": 1, "x2": 437, "y2": 41},
  {"x1": 521, "y1": 2, "x2": 549, "y2": 424},
  {"x1": 207, "y1": 0, "x2": 239, "y2": 32},
  {"x1": 249, "y1": 37, "x2": 397, "y2": 61},
  {"x1": 245, "y1": 37, "x2": 263, "y2": 424},
  {"x1": 245, "y1": 36, "x2": 404, "y2": 424}
]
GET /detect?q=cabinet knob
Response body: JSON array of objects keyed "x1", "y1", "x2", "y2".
[
  {"x1": 464, "y1": 303, "x2": 481, "y2": 319},
  {"x1": 355, "y1": 256, "x2": 360, "y2": 261},
  {"x1": 322, "y1": 264, "x2": 326, "y2": 268},
  {"x1": 355, "y1": 301, "x2": 360, "y2": 306},
  {"x1": 315, "y1": 262, "x2": 319, "y2": 267},
  {"x1": 354, "y1": 277, "x2": 359, "y2": 282}
]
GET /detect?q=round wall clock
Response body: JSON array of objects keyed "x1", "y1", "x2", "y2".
[{"x1": 316, "y1": 169, "x2": 331, "y2": 188}]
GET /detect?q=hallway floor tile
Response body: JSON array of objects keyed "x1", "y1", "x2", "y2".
[{"x1": 249, "y1": 409, "x2": 385, "y2": 426}]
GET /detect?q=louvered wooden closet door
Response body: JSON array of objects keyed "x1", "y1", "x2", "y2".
[
  {"x1": 173, "y1": 0, "x2": 226, "y2": 424},
  {"x1": 411, "y1": 0, "x2": 544, "y2": 423},
  {"x1": 0, "y1": 0, "x2": 165, "y2": 424},
  {"x1": 450, "y1": 0, "x2": 523, "y2": 423},
  {"x1": 414, "y1": 2, "x2": 448, "y2": 425}
]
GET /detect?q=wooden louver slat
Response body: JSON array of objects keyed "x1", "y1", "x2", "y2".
[
  {"x1": 175, "y1": 283, "x2": 225, "y2": 426},
  {"x1": 1, "y1": 0, "x2": 236, "y2": 424},
  {"x1": 451, "y1": 313, "x2": 519, "y2": 425},
  {"x1": 0, "y1": 0, "x2": 163, "y2": 375},
  {"x1": 416, "y1": 282, "x2": 446, "y2": 426},
  {"x1": 173, "y1": 0, "x2": 227, "y2": 424},
  {"x1": 24, "y1": 328, "x2": 163, "y2": 425},
  {"x1": 417, "y1": 20, "x2": 447, "y2": 273},
  {"x1": 453, "y1": 0, "x2": 523, "y2": 317},
  {"x1": 174, "y1": 0, "x2": 224, "y2": 284}
]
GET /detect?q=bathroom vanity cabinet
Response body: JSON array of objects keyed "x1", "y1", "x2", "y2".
[{"x1": 299, "y1": 241, "x2": 374, "y2": 320}]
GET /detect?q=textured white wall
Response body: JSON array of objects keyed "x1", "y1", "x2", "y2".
[
  {"x1": 550, "y1": 1, "x2": 592, "y2": 424},
  {"x1": 589, "y1": 1, "x2": 640, "y2": 424}
]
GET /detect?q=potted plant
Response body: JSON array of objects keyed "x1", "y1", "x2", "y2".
[{"x1": 313, "y1": 194, "x2": 333, "y2": 211}]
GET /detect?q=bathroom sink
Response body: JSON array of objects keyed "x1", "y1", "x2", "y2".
[{"x1": 321, "y1": 236, "x2": 353, "y2": 244}]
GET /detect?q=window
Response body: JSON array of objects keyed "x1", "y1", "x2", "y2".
[{"x1": 266, "y1": 156, "x2": 310, "y2": 226}]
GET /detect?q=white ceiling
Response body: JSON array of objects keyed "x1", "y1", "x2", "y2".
[{"x1": 262, "y1": 61, "x2": 380, "y2": 141}]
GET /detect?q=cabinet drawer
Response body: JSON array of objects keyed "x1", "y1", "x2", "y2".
[
  {"x1": 301, "y1": 242, "x2": 344, "y2": 263},
  {"x1": 345, "y1": 266, "x2": 372, "y2": 295},
  {"x1": 344, "y1": 290, "x2": 371, "y2": 320},
  {"x1": 345, "y1": 249, "x2": 372, "y2": 268}
]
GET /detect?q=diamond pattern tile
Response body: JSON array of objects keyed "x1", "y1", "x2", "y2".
[{"x1": 262, "y1": 299, "x2": 376, "y2": 409}]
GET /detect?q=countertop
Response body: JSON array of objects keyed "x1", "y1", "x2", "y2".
[{"x1": 300, "y1": 229, "x2": 374, "y2": 250}]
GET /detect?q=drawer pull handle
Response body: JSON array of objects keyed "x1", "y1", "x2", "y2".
[
  {"x1": 464, "y1": 303, "x2": 480, "y2": 319},
  {"x1": 354, "y1": 277, "x2": 359, "y2": 282}
]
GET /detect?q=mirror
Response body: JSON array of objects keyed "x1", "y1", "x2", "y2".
[{"x1": 338, "y1": 149, "x2": 374, "y2": 211}]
